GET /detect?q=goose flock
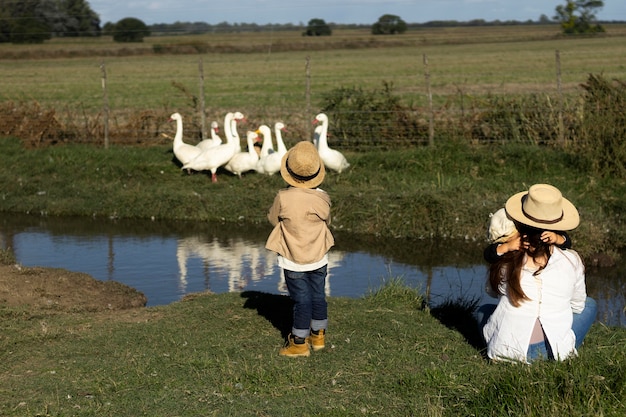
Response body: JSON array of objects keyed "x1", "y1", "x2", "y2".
[{"x1": 168, "y1": 111, "x2": 350, "y2": 183}]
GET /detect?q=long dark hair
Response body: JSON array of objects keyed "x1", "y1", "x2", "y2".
[{"x1": 488, "y1": 223, "x2": 552, "y2": 307}]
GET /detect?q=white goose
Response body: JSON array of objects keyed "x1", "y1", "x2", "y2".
[
  {"x1": 169, "y1": 112, "x2": 203, "y2": 170},
  {"x1": 257, "y1": 124, "x2": 274, "y2": 159},
  {"x1": 224, "y1": 131, "x2": 260, "y2": 178},
  {"x1": 274, "y1": 122, "x2": 288, "y2": 155},
  {"x1": 314, "y1": 113, "x2": 350, "y2": 173},
  {"x1": 182, "y1": 116, "x2": 239, "y2": 183},
  {"x1": 196, "y1": 121, "x2": 222, "y2": 151},
  {"x1": 226, "y1": 111, "x2": 245, "y2": 154},
  {"x1": 254, "y1": 125, "x2": 274, "y2": 174},
  {"x1": 211, "y1": 120, "x2": 221, "y2": 142},
  {"x1": 222, "y1": 112, "x2": 235, "y2": 143},
  {"x1": 256, "y1": 124, "x2": 287, "y2": 175}
]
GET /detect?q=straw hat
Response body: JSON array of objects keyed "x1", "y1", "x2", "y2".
[
  {"x1": 505, "y1": 184, "x2": 579, "y2": 231},
  {"x1": 280, "y1": 141, "x2": 326, "y2": 188},
  {"x1": 488, "y1": 208, "x2": 518, "y2": 244}
]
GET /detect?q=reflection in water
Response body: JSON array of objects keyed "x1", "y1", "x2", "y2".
[
  {"x1": 0, "y1": 213, "x2": 624, "y2": 327},
  {"x1": 586, "y1": 265, "x2": 626, "y2": 327},
  {"x1": 175, "y1": 236, "x2": 273, "y2": 293},
  {"x1": 175, "y1": 235, "x2": 340, "y2": 297}
]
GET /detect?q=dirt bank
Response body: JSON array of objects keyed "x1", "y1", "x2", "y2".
[{"x1": 0, "y1": 264, "x2": 147, "y2": 312}]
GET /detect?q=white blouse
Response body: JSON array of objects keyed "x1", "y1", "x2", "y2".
[{"x1": 483, "y1": 247, "x2": 587, "y2": 363}]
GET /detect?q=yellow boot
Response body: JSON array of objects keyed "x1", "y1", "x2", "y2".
[
  {"x1": 308, "y1": 329, "x2": 325, "y2": 351},
  {"x1": 279, "y1": 334, "x2": 310, "y2": 357}
]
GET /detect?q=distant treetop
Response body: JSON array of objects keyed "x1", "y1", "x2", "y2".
[
  {"x1": 113, "y1": 18, "x2": 150, "y2": 43},
  {"x1": 303, "y1": 18, "x2": 332, "y2": 36},
  {"x1": 372, "y1": 14, "x2": 407, "y2": 35},
  {"x1": 0, "y1": 0, "x2": 100, "y2": 43},
  {"x1": 554, "y1": 0, "x2": 605, "y2": 34}
]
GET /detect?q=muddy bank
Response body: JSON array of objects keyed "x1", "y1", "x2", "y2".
[{"x1": 0, "y1": 264, "x2": 147, "y2": 312}]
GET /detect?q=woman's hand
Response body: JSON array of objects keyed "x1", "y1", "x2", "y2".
[{"x1": 541, "y1": 231, "x2": 564, "y2": 245}]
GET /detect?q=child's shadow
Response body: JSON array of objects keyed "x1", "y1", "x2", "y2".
[{"x1": 241, "y1": 291, "x2": 294, "y2": 339}]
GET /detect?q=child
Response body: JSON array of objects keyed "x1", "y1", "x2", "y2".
[
  {"x1": 265, "y1": 141, "x2": 335, "y2": 357},
  {"x1": 483, "y1": 208, "x2": 571, "y2": 265}
]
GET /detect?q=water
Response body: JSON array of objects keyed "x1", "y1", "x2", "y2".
[{"x1": 1, "y1": 213, "x2": 624, "y2": 327}]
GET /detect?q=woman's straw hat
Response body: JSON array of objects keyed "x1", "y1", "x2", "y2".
[
  {"x1": 280, "y1": 141, "x2": 326, "y2": 188},
  {"x1": 505, "y1": 184, "x2": 579, "y2": 231}
]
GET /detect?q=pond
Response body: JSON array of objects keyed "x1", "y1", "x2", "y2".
[{"x1": 1, "y1": 213, "x2": 624, "y2": 327}]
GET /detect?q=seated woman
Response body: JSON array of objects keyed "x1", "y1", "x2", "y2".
[{"x1": 477, "y1": 184, "x2": 597, "y2": 363}]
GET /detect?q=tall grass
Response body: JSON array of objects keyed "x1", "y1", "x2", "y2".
[{"x1": 0, "y1": 248, "x2": 16, "y2": 265}]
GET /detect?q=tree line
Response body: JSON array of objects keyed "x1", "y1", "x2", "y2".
[
  {"x1": 0, "y1": 0, "x2": 613, "y2": 44},
  {"x1": 0, "y1": 0, "x2": 100, "y2": 43}
]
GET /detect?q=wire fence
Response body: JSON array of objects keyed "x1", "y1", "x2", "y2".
[{"x1": 0, "y1": 46, "x2": 623, "y2": 151}]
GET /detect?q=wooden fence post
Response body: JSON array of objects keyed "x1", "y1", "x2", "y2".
[
  {"x1": 100, "y1": 60, "x2": 109, "y2": 149},
  {"x1": 199, "y1": 57, "x2": 207, "y2": 140},
  {"x1": 423, "y1": 54, "x2": 435, "y2": 147},
  {"x1": 555, "y1": 50, "x2": 565, "y2": 146},
  {"x1": 305, "y1": 56, "x2": 311, "y2": 140}
]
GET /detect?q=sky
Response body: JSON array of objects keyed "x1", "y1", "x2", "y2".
[{"x1": 89, "y1": 0, "x2": 625, "y2": 26}]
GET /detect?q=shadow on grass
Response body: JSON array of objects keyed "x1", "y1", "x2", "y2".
[
  {"x1": 429, "y1": 297, "x2": 487, "y2": 357},
  {"x1": 241, "y1": 291, "x2": 294, "y2": 339}
]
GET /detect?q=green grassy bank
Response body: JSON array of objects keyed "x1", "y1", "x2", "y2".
[
  {"x1": 0, "y1": 280, "x2": 624, "y2": 416},
  {"x1": 1, "y1": 137, "x2": 624, "y2": 260}
]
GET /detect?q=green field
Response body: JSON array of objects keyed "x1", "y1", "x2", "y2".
[{"x1": 1, "y1": 25, "x2": 625, "y2": 142}]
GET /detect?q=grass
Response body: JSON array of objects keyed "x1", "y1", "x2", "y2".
[
  {"x1": 0, "y1": 283, "x2": 624, "y2": 416},
  {"x1": 0, "y1": 136, "x2": 625, "y2": 261},
  {"x1": 0, "y1": 248, "x2": 16, "y2": 265},
  {"x1": 0, "y1": 26, "x2": 625, "y2": 125},
  {"x1": 1, "y1": 26, "x2": 626, "y2": 415}
]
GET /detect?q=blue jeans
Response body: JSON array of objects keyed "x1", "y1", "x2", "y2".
[
  {"x1": 284, "y1": 265, "x2": 328, "y2": 339},
  {"x1": 477, "y1": 297, "x2": 598, "y2": 361}
]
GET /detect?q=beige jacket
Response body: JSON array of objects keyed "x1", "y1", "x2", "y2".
[{"x1": 265, "y1": 187, "x2": 334, "y2": 265}]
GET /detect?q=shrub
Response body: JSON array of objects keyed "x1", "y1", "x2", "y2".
[
  {"x1": 574, "y1": 74, "x2": 626, "y2": 178},
  {"x1": 372, "y1": 14, "x2": 407, "y2": 35},
  {"x1": 466, "y1": 94, "x2": 564, "y2": 145},
  {"x1": 0, "y1": 101, "x2": 66, "y2": 147},
  {"x1": 153, "y1": 41, "x2": 209, "y2": 54},
  {"x1": 320, "y1": 81, "x2": 426, "y2": 149},
  {"x1": 303, "y1": 18, "x2": 331, "y2": 36},
  {"x1": 113, "y1": 17, "x2": 150, "y2": 42}
]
